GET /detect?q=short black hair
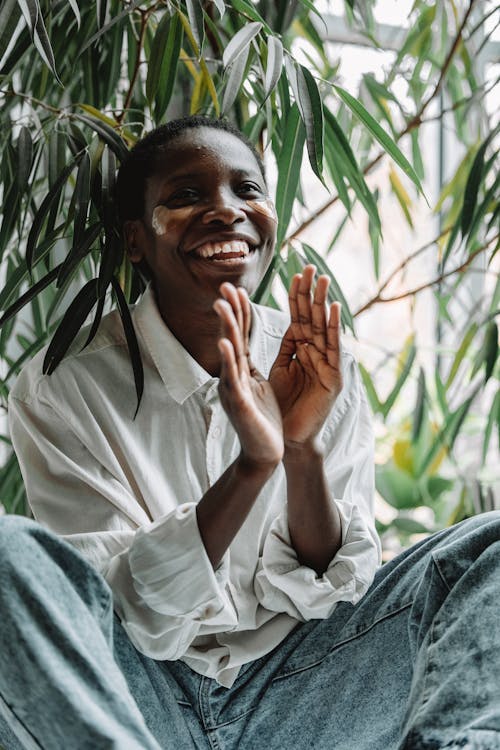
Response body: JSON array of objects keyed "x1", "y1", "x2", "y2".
[{"x1": 116, "y1": 115, "x2": 266, "y2": 224}]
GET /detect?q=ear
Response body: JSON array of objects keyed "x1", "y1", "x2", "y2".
[{"x1": 123, "y1": 220, "x2": 145, "y2": 262}]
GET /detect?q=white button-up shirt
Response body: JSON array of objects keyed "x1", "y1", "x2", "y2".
[{"x1": 9, "y1": 286, "x2": 381, "y2": 688}]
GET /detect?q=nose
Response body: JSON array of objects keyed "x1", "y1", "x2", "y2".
[{"x1": 201, "y1": 191, "x2": 246, "y2": 225}]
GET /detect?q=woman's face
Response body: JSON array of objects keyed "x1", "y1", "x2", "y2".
[{"x1": 126, "y1": 127, "x2": 277, "y2": 312}]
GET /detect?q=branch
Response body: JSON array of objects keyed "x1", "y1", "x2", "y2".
[
  {"x1": 354, "y1": 232, "x2": 499, "y2": 316},
  {"x1": 285, "y1": 0, "x2": 478, "y2": 245},
  {"x1": 118, "y1": 9, "x2": 149, "y2": 121}
]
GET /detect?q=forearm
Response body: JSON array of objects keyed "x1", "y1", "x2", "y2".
[
  {"x1": 284, "y1": 443, "x2": 342, "y2": 577},
  {"x1": 196, "y1": 454, "x2": 278, "y2": 570}
]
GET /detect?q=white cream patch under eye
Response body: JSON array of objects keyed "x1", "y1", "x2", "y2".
[
  {"x1": 246, "y1": 198, "x2": 278, "y2": 222},
  {"x1": 151, "y1": 204, "x2": 195, "y2": 236}
]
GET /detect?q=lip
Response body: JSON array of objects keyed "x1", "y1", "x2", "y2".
[{"x1": 185, "y1": 232, "x2": 260, "y2": 254}]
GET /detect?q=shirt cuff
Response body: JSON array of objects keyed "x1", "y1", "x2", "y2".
[
  {"x1": 129, "y1": 503, "x2": 236, "y2": 625},
  {"x1": 254, "y1": 501, "x2": 379, "y2": 621}
]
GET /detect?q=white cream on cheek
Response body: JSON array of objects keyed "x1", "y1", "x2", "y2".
[
  {"x1": 246, "y1": 198, "x2": 278, "y2": 223},
  {"x1": 151, "y1": 205, "x2": 195, "y2": 236}
]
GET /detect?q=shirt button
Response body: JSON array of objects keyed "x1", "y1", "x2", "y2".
[{"x1": 213, "y1": 426, "x2": 221, "y2": 438}]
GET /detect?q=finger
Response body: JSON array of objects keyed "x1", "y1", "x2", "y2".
[
  {"x1": 218, "y1": 337, "x2": 245, "y2": 399},
  {"x1": 288, "y1": 273, "x2": 303, "y2": 342},
  {"x1": 237, "y1": 286, "x2": 252, "y2": 356},
  {"x1": 219, "y1": 282, "x2": 244, "y2": 337},
  {"x1": 311, "y1": 275, "x2": 329, "y2": 354},
  {"x1": 272, "y1": 325, "x2": 297, "y2": 368},
  {"x1": 213, "y1": 299, "x2": 248, "y2": 377},
  {"x1": 296, "y1": 265, "x2": 316, "y2": 342},
  {"x1": 326, "y1": 301, "x2": 342, "y2": 371}
]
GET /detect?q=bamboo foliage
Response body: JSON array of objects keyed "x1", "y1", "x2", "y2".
[{"x1": 0, "y1": 0, "x2": 498, "y2": 548}]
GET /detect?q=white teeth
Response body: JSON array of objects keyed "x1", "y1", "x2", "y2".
[{"x1": 194, "y1": 240, "x2": 250, "y2": 258}]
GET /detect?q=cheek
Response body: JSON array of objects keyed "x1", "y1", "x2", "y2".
[
  {"x1": 246, "y1": 198, "x2": 278, "y2": 223},
  {"x1": 151, "y1": 205, "x2": 195, "y2": 236}
]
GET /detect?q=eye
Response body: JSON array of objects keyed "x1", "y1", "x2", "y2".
[
  {"x1": 167, "y1": 188, "x2": 199, "y2": 205},
  {"x1": 237, "y1": 181, "x2": 263, "y2": 196}
]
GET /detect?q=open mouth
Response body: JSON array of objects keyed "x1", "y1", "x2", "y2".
[{"x1": 192, "y1": 240, "x2": 254, "y2": 260}]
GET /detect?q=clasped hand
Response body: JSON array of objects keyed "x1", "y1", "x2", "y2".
[{"x1": 213, "y1": 265, "x2": 343, "y2": 469}]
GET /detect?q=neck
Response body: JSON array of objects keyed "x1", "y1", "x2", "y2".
[{"x1": 153, "y1": 287, "x2": 225, "y2": 376}]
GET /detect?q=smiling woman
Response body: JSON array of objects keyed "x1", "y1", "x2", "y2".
[{"x1": 2, "y1": 116, "x2": 500, "y2": 750}]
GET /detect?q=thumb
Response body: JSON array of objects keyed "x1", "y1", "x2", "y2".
[{"x1": 272, "y1": 326, "x2": 297, "y2": 369}]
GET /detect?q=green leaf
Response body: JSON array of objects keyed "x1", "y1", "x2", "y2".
[
  {"x1": 323, "y1": 106, "x2": 381, "y2": 234},
  {"x1": 264, "y1": 36, "x2": 283, "y2": 101},
  {"x1": 16, "y1": 125, "x2": 33, "y2": 195},
  {"x1": 0, "y1": 0, "x2": 21, "y2": 64},
  {"x1": 376, "y1": 462, "x2": 421, "y2": 509},
  {"x1": 229, "y1": 0, "x2": 272, "y2": 33},
  {"x1": 418, "y1": 388, "x2": 480, "y2": 475},
  {"x1": 211, "y1": 0, "x2": 225, "y2": 18},
  {"x1": 445, "y1": 321, "x2": 478, "y2": 388},
  {"x1": 79, "y1": 0, "x2": 143, "y2": 54},
  {"x1": 72, "y1": 151, "x2": 91, "y2": 257},
  {"x1": 26, "y1": 153, "x2": 82, "y2": 274},
  {"x1": 381, "y1": 343, "x2": 416, "y2": 419},
  {"x1": 221, "y1": 42, "x2": 250, "y2": 114},
  {"x1": 300, "y1": 242, "x2": 355, "y2": 335},
  {"x1": 153, "y1": 13, "x2": 183, "y2": 121},
  {"x1": 67, "y1": 0, "x2": 80, "y2": 29},
  {"x1": 43, "y1": 279, "x2": 99, "y2": 375},
  {"x1": 186, "y1": 0, "x2": 205, "y2": 53},
  {"x1": 0, "y1": 265, "x2": 61, "y2": 328},
  {"x1": 146, "y1": 11, "x2": 173, "y2": 107},
  {"x1": 252, "y1": 254, "x2": 280, "y2": 305},
  {"x1": 358, "y1": 363, "x2": 382, "y2": 414},
  {"x1": 111, "y1": 277, "x2": 144, "y2": 417},
  {"x1": 17, "y1": 0, "x2": 38, "y2": 37},
  {"x1": 471, "y1": 322, "x2": 498, "y2": 384},
  {"x1": 222, "y1": 21, "x2": 261, "y2": 69},
  {"x1": 412, "y1": 367, "x2": 426, "y2": 442},
  {"x1": 333, "y1": 84, "x2": 424, "y2": 197},
  {"x1": 391, "y1": 517, "x2": 433, "y2": 535},
  {"x1": 482, "y1": 389, "x2": 500, "y2": 465},
  {"x1": 32, "y1": 2, "x2": 61, "y2": 84},
  {"x1": 74, "y1": 115, "x2": 129, "y2": 162},
  {"x1": 274, "y1": 104, "x2": 305, "y2": 249},
  {"x1": 295, "y1": 63, "x2": 325, "y2": 184},
  {"x1": 461, "y1": 138, "x2": 488, "y2": 238},
  {"x1": 57, "y1": 222, "x2": 101, "y2": 289}
]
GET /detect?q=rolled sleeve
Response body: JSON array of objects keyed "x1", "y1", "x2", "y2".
[
  {"x1": 254, "y1": 499, "x2": 379, "y2": 621},
  {"x1": 254, "y1": 353, "x2": 381, "y2": 621},
  {"x1": 128, "y1": 503, "x2": 236, "y2": 625}
]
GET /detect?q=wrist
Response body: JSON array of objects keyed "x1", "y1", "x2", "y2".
[
  {"x1": 283, "y1": 439, "x2": 324, "y2": 469},
  {"x1": 236, "y1": 452, "x2": 280, "y2": 480}
]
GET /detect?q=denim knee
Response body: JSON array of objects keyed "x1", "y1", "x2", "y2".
[{"x1": 0, "y1": 515, "x2": 112, "y2": 618}]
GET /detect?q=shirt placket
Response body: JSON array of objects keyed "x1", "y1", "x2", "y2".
[{"x1": 205, "y1": 383, "x2": 223, "y2": 487}]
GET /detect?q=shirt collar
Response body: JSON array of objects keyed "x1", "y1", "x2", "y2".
[{"x1": 133, "y1": 285, "x2": 270, "y2": 405}]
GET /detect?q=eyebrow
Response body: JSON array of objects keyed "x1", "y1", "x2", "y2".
[{"x1": 160, "y1": 167, "x2": 264, "y2": 185}]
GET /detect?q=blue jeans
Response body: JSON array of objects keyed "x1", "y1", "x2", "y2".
[{"x1": 1, "y1": 514, "x2": 499, "y2": 750}]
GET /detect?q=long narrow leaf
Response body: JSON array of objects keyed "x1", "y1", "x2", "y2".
[
  {"x1": 334, "y1": 84, "x2": 424, "y2": 196},
  {"x1": 222, "y1": 44, "x2": 250, "y2": 114},
  {"x1": 461, "y1": 139, "x2": 488, "y2": 238},
  {"x1": 155, "y1": 14, "x2": 183, "y2": 120},
  {"x1": 146, "y1": 11, "x2": 173, "y2": 106},
  {"x1": 295, "y1": 64, "x2": 325, "y2": 183},
  {"x1": 111, "y1": 277, "x2": 144, "y2": 417},
  {"x1": 79, "y1": 0, "x2": 143, "y2": 54},
  {"x1": 75, "y1": 114, "x2": 129, "y2": 162},
  {"x1": 33, "y1": 4, "x2": 61, "y2": 83},
  {"x1": 26, "y1": 153, "x2": 82, "y2": 273},
  {"x1": 0, "y1": 0, "x2": 21, "y2": 64},
  {"x1": 186, "y1": 0, "x2": 205, "y2": 53},
  {"x1": 381, "y1": 343, "x2": 416, "y2": 418},
  {"x1": 275, "y1": 104, "x2": 305, "y2": 249},
  {"x1": 43, "y1": 279, "x2": 99, "y2": 375},
  {"x1": 16, "y1": 125, "x2": 33, "y2": 195},
  {"x1": 223, "y1": 21, "x2": 261, "y2": 69},
  {"x1": 264, "y1": 36, "x2": 283, "y2": 102},
  {"x1": 0, "y1": 265, "x2": 61, "y2": 328},
  {"x1": 57, "y1": 222, "x2": 101, "y2": 288}
]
